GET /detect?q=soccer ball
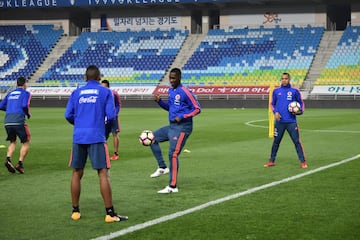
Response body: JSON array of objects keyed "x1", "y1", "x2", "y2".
[
  {"x1": 139, "y1": 130, "x2": 155, "y2": 146},
  {"x1": 288, "y1": 101, "x2": 301, "y2": 114}
]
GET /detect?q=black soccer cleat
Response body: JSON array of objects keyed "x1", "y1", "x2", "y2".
[
  {"x1": 15, "y1": 164, "x2": 24, "y2": 174},
  {"x1": 5, "y1": 160, "x2": 16, "y2": 173}
]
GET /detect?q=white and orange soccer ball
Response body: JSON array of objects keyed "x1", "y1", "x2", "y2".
[
  {"x1": 139, "y1": 130, "x2": 155, "y2": 146},
  {"x1": 288, "y1": 101, "x2": 301, "y2": 114}
]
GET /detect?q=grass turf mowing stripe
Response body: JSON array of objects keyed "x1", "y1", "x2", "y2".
[
  {"x1": 245, "y1": 119, "x2": 360, "y2": 134},
  {"x1": 92, "y1": 153, "x2": 360, "y2": 240}
]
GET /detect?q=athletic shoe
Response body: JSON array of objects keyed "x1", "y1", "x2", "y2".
[
  {"x1": 263, "y1": 161, "x2": 275, "y2": 168},
  {"x1": 110, "y1": 154, "x2": 119, "y2": 160},
  {"x1": 157, "y1": 185, "x2": 178, "y2": 194},
  {"x1": 71, "y1": 212, "x2": 81, "y2": 220},
  {"x1": 5, "y1": 160, "x2": 16, "y2": 173},
  {"x1": 150, "y1": 167, "x2": 169, "y2": 178},
  {"x1": 105, "y1": 214, "x2": 128, "y2": 222},
  {"x1": 301, "y1": 162, "x2": 308, "y2": 169},
  {"x1": 15, "y1": 164, "x2": 24, "y2": 174}
]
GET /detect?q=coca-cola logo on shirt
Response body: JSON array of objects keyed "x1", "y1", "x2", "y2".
[{"x1": 79, "y1": 96, "x2": 98, "y2": 103}]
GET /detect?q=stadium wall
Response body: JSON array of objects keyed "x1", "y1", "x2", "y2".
[
  {"x1": 0, "y1": 10, "x2": 70, "y2": 34},
  {"x1": 2, "y1": 2, "x2": 359, "y2": 35},
  {"x1": 220, "y1": 4, "x2": 327, "y2": 28},
  {"x1": 89, "y1": 4, "x2": 328, "y2": 33},
  {"x1": 351, "y1": 4, "x2": 360, "y2": 25}
]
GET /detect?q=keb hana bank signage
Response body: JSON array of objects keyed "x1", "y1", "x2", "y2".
[
  {"x1": 311, "y1": 86, "x2": 360, "y2": 95},
  {"x1": 154, "y1": 86, "x2": 270, "y2": 95}
]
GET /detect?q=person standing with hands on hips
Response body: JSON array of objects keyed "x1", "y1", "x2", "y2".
[
  {"x1": 0, "y1": 76, "x2": 31, "y2": 174},
  {"x1": 65, "y1": 65, "x2": 128, "y2": 222},
  {"x1": 264, "y1": 72, "x2": 307, "y2": 169},
  {"x1": 150, "y1": 68, "x2": 201, "y2": 194}
]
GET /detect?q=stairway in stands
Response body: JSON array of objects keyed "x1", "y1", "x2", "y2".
[
  {"x1": 159, "y1": 33, "x2": 206, "y2": 85},
  {"x1": 303, "y1": 30, "x2": 343, "y2": 92},
  {"x1": 29, "y1": 36, "x2": 77, "y2": 85}
]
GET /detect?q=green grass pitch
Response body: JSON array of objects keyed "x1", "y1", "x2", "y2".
[{"x1": 0, "y1": 107, "x2": 359, "y2": 240}]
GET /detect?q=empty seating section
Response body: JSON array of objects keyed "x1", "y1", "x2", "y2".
[
  {"x1": 0, "y1": 25, "x2": 63, "y2": 91},
  {"x1": 316, "y1": 25, "x2": 360, "y2": 85},
  {"x1": 9, "y1": 24, "x2": 359, "y2": 89},
  {"x1": 182, "y1": 25, "x2": 323, "y2": 87},
  {"x1": 38, "y1": 29, "x2": 188, "y2": 86}
]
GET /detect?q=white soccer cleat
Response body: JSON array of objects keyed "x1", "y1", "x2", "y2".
[
  {"x1": 157, "y1": 185, "x2": 179, "y2": 194},
  {"x1": 150, "y1": 167, "x2": 169, "y2": 178}
]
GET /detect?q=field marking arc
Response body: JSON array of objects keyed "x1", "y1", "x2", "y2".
[
  {"x1": 245, "y1": 119, "x2": 360, "y2": 134},
  {"x1": 92, "y1": 154, "x2": 360, "y2": 240}
]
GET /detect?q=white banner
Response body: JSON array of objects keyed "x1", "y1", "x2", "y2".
[
  {"x1": 25, "y1": 85, "x2": 360, "y2": 96},
  {"x1": 311, "y1": 86, "x2": 360, "y2": 95},
  {"x1": 229, "y1": 12, "x2": 317, "y2": 26},
  {"x1": 28, "y1": 86, "x2": 156, "y2": 96},
  {"x1": 108, "y1": 16, "x2": 181, "y2": 31}
]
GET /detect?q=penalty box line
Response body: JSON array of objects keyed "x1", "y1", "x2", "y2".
[{"x1": 92, "y1": 153, "x2": 360, "y2": 240}]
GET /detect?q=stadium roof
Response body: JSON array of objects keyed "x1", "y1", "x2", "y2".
[{"x1": 0, "y1": 0, "x2": 355, "y2": 9}]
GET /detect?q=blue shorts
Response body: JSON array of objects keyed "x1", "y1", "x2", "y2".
[
  {"x1": 5, "y1": 124, "x2": 31, "y2": 143},
  {"x1": 69, "y1": 143, "x2": 111, "y2": 170},
  {"x1": 105, "y1": 117, "x2": 120, "y2": 139}
]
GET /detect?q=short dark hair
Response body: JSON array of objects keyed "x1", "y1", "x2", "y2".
[
  {"x1": 282, "y1": 72, "x2": 291, "y2": 79},
  {"x1": 170, "y1": 68, "x2": 181, "y2": 79},
  {"x1": 85, "y1": 65, "x2": 101, "y2": 81},
  {"x1": 101, "y1": 79, "x2": 110, "y2": 87},
  {"x1": 17, "y1": 77, "x2": 27, "y2": 86}
]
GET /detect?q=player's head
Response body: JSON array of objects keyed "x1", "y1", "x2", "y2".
[
  {"x1": 101, "y1": 79, "x2": 110, "y2": 88},
  {"x1": 17, "y1": 77, "x2": 27, "y2": 88},
  {"x1": 169, "y1": 68, "x2": 181, "y2": 88},
  {"x1": 281, "y1": 72, "x2": 291, "y2": 86},
  {"x1": 85, "y1": 65, "x2": 101, "y2": 81}
]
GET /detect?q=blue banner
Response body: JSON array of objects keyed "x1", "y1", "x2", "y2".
[{"x1": 0, "y1": 0, "x2": 233, "y2": 9}]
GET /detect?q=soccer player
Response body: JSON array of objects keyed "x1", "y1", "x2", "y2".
[
  {"x1": 264, "y1": 72, "x2": 307, "y2": 169},
  {"x1": 0, "y1": 77, "x2": 31, "y2": 174},
  {"x1": 150, "y1": 68, "x2": 201, "y2": 193},
  {"x1": 64, "y1": 65, "x2": 128, "y2": 222},
  {"x1": 101, "y1": 79, "x2": 121, "y2": 160}
]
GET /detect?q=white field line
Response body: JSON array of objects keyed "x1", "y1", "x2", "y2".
[
  {"x1": 245, "y1": 119, "x2": 360, "y2": 134},
  {"x1": 92, "y1": 154, "x2": 360, "y2": 240}
]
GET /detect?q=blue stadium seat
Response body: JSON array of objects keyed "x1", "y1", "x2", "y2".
[
  {"x1": 38, "y1": 29, "x2": 189, "y2": 86},
  {"x1": 182, "y1": 25, "x2": 324, "y2": 86},
  {"x1": 0, "y1": 24, "x2": 63, "y2": 89},
  {"x1": 316, "y1": 25, "x2": 360, "y2": 85}
]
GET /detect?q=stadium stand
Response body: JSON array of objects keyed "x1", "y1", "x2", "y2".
[
  {"x1": 315, "y1": 25, "x2": 360, "y2": 85},
  {"x1": 0, "y1": 24, "x2": 63, "y2": 91},
  {"x1": 182, "y1": 25, "x2": 324, "y2": 87},
  {"x1": 5, "y1": 23, "x2": 359, "y2": 92},
  {"x1": 37, "y1": 28, "x2": 189, "y2": 87}
]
